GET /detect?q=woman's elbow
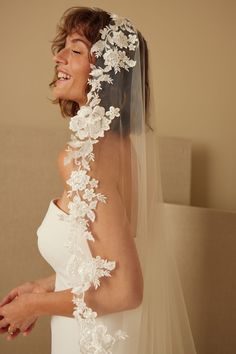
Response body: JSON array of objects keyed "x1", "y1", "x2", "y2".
[
  {"x1": 121, "y1": 281, "x2": 143, "y2": 311},
  {"x1": 129, "y1": 291, "x2": 143, "y2": 309}
]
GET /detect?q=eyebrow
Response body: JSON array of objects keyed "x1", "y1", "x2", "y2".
[{"x1": 69, "y1": 38, "x2": 90, "y2": 48}]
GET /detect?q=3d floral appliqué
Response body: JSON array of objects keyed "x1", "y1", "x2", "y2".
[{"x1": 60, "y1": 13, "x2": 139, "y2": 354}]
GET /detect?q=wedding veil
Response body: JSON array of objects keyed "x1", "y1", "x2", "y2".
[{"x1": 51, "y1": 7, "x2": 197, "y2": 354}]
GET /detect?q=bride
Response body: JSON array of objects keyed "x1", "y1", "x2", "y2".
[{"x1": 0, "y1": 6, "x2": 197, "y2": 354}]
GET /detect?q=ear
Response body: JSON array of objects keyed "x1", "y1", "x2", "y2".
[{"x1": 89, "y1": 52, "x2": 96, "y2": 65}]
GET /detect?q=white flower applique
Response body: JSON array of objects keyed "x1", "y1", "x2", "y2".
[{"x1": 60, "y1": 13, "x2": 139, "y2": 354}]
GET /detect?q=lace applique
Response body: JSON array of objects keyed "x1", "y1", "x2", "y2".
[{"x1": 59, "y1": 12, "x2": 139, "y2": 353}]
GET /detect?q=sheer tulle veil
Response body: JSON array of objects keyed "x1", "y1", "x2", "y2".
[
  {"x1": 52, "y1": 7, "x2": 197, "y2": 353},
  {"x1": 119, "y1": 25, "x2": 197, "y2": 353}
]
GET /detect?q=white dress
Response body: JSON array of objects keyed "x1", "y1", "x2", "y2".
[{"x1": 36, "y1": 197, "x2": 142, "y2": 354}]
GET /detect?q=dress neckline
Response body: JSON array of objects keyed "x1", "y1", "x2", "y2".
[{"x1": 51, "y1": 198, "x2": 69, "y2": 216}]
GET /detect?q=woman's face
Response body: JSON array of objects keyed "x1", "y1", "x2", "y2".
[{"x1": 52, "y1": 30, "x2": 94, "y2": 106}]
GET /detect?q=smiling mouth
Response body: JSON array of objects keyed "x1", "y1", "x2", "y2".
[
  {"x1": 56, "y1": 71, "x2": 72, "y2": 84},
  {"x1": 55, "y1": 77, "x2": 72, "y2": 85}
]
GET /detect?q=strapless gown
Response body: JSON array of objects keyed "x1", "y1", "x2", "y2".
[{"x1": 36, "y1": 198, "x2": 142, "y2": 354}]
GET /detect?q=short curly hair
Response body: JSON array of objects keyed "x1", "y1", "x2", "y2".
[{"x1": 49, "y1": 6, "x2": 152, "y2": 132}]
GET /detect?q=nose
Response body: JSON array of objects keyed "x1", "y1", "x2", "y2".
[{"x1": 53, "y1": 48, "x2": 68, "y2": 65}]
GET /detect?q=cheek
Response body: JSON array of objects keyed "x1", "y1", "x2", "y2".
[
  {"x1": 83, "y1": 61, "x2": 92, "y2": 80},
  {"x1": 73, "y1": 61, "x2": 91, "y2": 87}
]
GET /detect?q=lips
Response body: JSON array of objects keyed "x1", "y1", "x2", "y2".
[
  {"x1": 57, "y1": 77, "x2": 71, "y2": 82},
  {"x1": 55, "y1": 78, "x2": 72, "y2": 87},
  {"x1": 55, "y1": 72, "x2": 72, "y2": 87}
]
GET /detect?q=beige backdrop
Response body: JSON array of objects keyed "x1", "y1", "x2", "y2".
[{"x1": 0, "y1": 0, "x2": 235, "y2": 353}]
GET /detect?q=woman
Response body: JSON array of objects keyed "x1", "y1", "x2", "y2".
[{"x1": 0, "y1": 6, "x2": 197, "y2": 354}]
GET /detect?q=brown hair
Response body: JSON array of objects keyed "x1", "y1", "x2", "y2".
[{"x1": 49, "y1": 6, "x2": 152, "y2": 131}]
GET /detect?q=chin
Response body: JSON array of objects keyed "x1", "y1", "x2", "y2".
[
  {"x1": 52, "y1": 85, "x2": 86, "y2": 105},
  {"x1": 52, "y1": 88, "x2": 71, "y2": 101}
]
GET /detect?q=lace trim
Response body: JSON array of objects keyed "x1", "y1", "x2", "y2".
[{"x1": 59, "y1": 13, "x2": 139, "y2": 353}]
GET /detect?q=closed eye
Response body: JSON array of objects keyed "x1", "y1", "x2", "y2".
[{"x1": 72, "y1": 50, "x2": 81, "y2": 54}]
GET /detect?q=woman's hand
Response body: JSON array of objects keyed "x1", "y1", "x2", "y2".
[
  {"x1": 0, "y1": 315, "x2": 37, "y2": 341},
  {"x1": 0, "y1": 281, "x2": 48, "y2": 340},
  {"x1": 0, "y1": 293, "x2": 38, "y2": 337},
  {"x1": 0, "y1": 280, "x2": 47, "y2": 307}
]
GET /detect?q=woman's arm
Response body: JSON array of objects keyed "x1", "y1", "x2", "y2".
[
  {"x1": 30, "y1": 270, "x2": 142, "y2": 319},
  {"x1": 33, "y1": 273, "x2": 56, "y2": 292},
  {"x1": 0, "y1": 269, "x2": 141, "y2": 334}
]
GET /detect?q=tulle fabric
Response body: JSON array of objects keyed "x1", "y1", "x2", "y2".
[{"x1": 115, "y1": 31, "x2": 197, "y2": 353}]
